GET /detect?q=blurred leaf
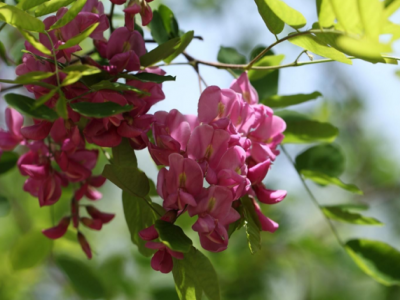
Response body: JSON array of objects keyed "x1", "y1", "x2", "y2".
[
  {"x1": 140, "y1": 37, "x2": 181, "y2": 66},
  {"x1": 122, "y1": 191, "x2": 164, "y2": 257},
  {"x1": 262, "y1": 91, "x2": 321, "y2": 108},
  {"x1": 5, "y1": 93, "x2": 58, "y2": 121},
  {"x1": 0, "y1": 40, "x2": 10, "y2": 65},
  {"x1": 102, "y1": 164, "x2": 150, "y2": 198},
  {"x1": 0, "y1": 195, "x2": 10, "y2": 217},
  {"x1": 90, "y1": 80, "x2": 147, "y2": 94},
  {"x1": 61, "y1": 71, "x2": 82, "y2": 86},
  {"x1": 329, "y1": 0, "x2": 362, "y2": 34},
  {"x1": 149, "y1": 10, "x2": 170, "y2": 44},
  {"x1": 69, "y1": 102, "x2": 133, "y2": 118},
  {"x1": 248, "y1": 54, "x2": 285, "y2": 80},
  {"x1": 316, "y1": 0, "x2": 335, "y2": 28},
  {"x1": 10, "y1": 231, "x2": 53, "y2": 270},
  {"x1": 17, "y1": 0, "x2": 49, "y2": 10},
  {"x1": 34, "y1": 88, "x2": 58, "y2": 107},
  {"x1": 358, "y1": 0, "x2": 383, "y2": 40},
  {"x1": 19, "y1": 30, "x2": 51, "y2": 56},
  {"x1": 276, "y1": 110, "x2": 339, "y2": 143},
  {"x1": 164, "y1": 30, "x2": 194, "y2": 64},
  {"x1": 217, "y1": 46, "x2": 246, "y2": 75},
  {"x1": 58, "y1": 22, "x2": 99, "y2": 50},
  {"x1": 384, "y1": 0, "x2": 400, "y2": 17},
  {"x1": 56, "y1": 92, "x2": 68, "y2": 119},
  {"x1": 254, "y1": 0, "x2": 284, "y2": 34},
  {"x1": 241, "y1": 196, "x2": 262, "y2": 254},
  {"x1": 112, "y1": 138, "x2": 137, "y2": 167},
  {"x1": 345, "y1": 239, "x2": 400, "y2": 286},
  {"x1": 35, "y1": 0, "x2": 75, "y2": 17},
  {"x1": 122, "y1": 72, "x2": 176, "y2": 83},
  {"x1": 335, "y1": 36, "x2": 391, "y2": 60},
  {"x1": 289, "y1": 35, "x2": 352, "y2": 64},
  {"x1": 158, "y1": 4, "x2": 179, "y2": 38},
  {"x1": 0, "y1": 4, "x2": 45, "y2": 32},
  {"x1": 295, "y1": 143, "x2": 345, "y2": 177},
  {"x1": 0, "y1": 152, "x2": 19, "y2": 175},
  {"x1": 15, "y1": 71, "x2": 54, "y2": 84},
  {"x1": 172, "y1": 246, "x2": 220, "y2": 300},
  {"x1": 148, "y1": 178, "x2": 158, "y2": 197},
  {"x1": 50, "y1": 0, "x2": 86, "y2": 29},
  {"x1": 62, "y1": 65, "x2": 101, "y2": 76},
  {"x1": 330, "y1": 203, "x2": 369, "y2": 211},
  {"x1": 321, "y1": 206, "x2": 383, "y2": 225},
  {"x1": 301, "y1": 170, "x2": 363, "y2": 194},
  {"x1": 56, "y1": 256, "x2": 107, "y2": 298},
  {"x1": 155, "y1": 220, "x2": 192, "y2": 253}
]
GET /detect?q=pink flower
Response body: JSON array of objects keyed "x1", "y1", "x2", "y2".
[
  {"x1": 84, "y1": 120, "x2": 122, "y2": 147},
  {"x1": 124, "y1": 0, "x2": 153, "y2": 28},
  {"x1": 230, "y1": 72, "x2": 258, "y2": 104},
  {"x1": 42, "y1": 217, "x2": 70, "y2": 239},
  {"x1": 74, "y1": 175, "x2": 106, "y2": 201},
  {"x1": 253, "y1": 200, "x2": 279, "y2": 233},
  {"x1": 86, "y1": 205, "x2": 115, "y2": 224},
  {"x1": 0, "y1": 108, "x2": 23, "y2": 151},
  {"x1": 157, "y1": 153, "x2": 203, "y2": 210},
  {"x1": 21, "y1": 121, "x2": 53, "y2": 141},
  {"x1": 81, "y1": 217, "x2": 103, "y2": 230},
  {"x1": 253, "y1": 185, "x2": 286, "y2": 204},
  {"x1": 145, "y1": 241, "x2": 184, "y2": 273},
  {"x1": 78, "y1": 232, "x2": 92, "y2": 259}
]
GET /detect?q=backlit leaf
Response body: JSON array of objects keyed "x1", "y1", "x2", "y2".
[
  {"x1": 0, "y1": 195, "x2": 10, "y2": 217},
  {"x1": 248, "y1": 54, "x2": 285, "y2": 80},
  {"x1": 50, "y1": 0, "x2": 87, "y2": 30},
  {"x1": 316, "y1": 0, "x2": 335, "y2": 28},
  {"x1": 164, "y1": 30, "x2": 194, "y2": 64},
  {"x1": 58, "y1": 22, "x2": 99, "y2": 50},
  {"x1": 19, "y1": 30, "x2": 51, "y2": 56},
  {"x1": 140, "y1": 37, "x2": 181, "y2": 66},
  {"x1": 35, "y1": 0, "x2": 75, "y2": 17},
  {"x1": 18, "y1": 0, "x2": 49, "y2": 11},
  {"x1": 254, "y1": 0, "x2": 284, "y2": 34},
  {"x1": 0, "y1": 4, "x2": 45, "y2": 32},
  {"x1": 155, "y1": 220, "x2": 193, "y2": 253}
]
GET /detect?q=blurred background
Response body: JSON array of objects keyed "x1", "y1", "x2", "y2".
[{"x1": 1, "y1": 0, "x2": 400, "y2": 299}]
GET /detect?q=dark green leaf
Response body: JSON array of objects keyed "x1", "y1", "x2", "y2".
[
  {"x1": 35, "y1": 0, "x2": 75, "y2": 17},
  {"x1": 172, "y1": 246, "x2": 220, "y2": 300},
  {"x1": 58, "y1": 22, "x2": 99, "y2": 50},
  {"x1": 56, "y1": 256, "x2": 107, "y2": 298},
  {"x1": 321, "y1": 206, "x2": 383, "y2": 225},
  {"x1": 217, "y1": 46, "x2": 246, "y2": 75},
  {"x1": 50, "y1": 0, "x2": 86, "y2": 29},
  {"x1": 241, "y1": 196, "x2": 262, "y2": 254},
  {"x1": 112, "y1": 138, "x2": 137, "y2": 167},
  {"x1": 158, "y1": 4, "x2": 179, "y2": 38},
  {"x1": 301, "y1": 170, "x2": 363, "y2": 194},
  {"x1": 102, "y1": 164, "x2": 150, "y2": 198},
  {"x1": 0, "y1": 4, "x2": 45, "y2": 32},
  {"x1": 0, "y1": 195, "x2": 10, "y2": 217},
  {"x1": 69, "y1": 102, "x2": 133, "y2": 118},
  {"x1": 140, "y1": 37, "x2": 181, "y2": 67},
  {"x1": 262, "y1": 91, "x2": 322, "y2": 108},
  {"x1": 164, "y1": 30, "x2": 194, "y2": 64},
  {"x1": 122, "y1": 191, "x2": 164, "y2": 257},
  {"x1": 248, "y1": 54, "x2": 285, "y2": 80},
  {"x1": 56, "y1": 92, "x2": 68, "y2": 119},
  {"x1": 5, "y1": 93, "x2": 58, "y2": 121},
  {"x1": 0, "y1": 151, "x2": 19, "y2": 175},
  {"x1": 148, "y1": 178, "x2": 158, "y2": 197},
  {"x1": 345, "y1": 239, "x2": 400, "y2": 286},
  {"x1": 34, "y1": 88, "x2": 58, "y2": 107},
  {"x1": 122, "y1": 72, "x2": 176, "y2": 83},
  {"x1": 149, "y1": 10, "x2": 170, "y2": 44},
  {"x1": 0, "y1": 40, "x2": 10, "y2": 65},
  {"x1": 228, "y1": 205, "x2": 245, "y2": 237},
  {"x1": 10, "y1": 231, "x2": 53, "y2": 270},
  {"x1": 295, "y1": 143, "x2": 345, "y2": 177},
  {"x1": 90, "y1": 80, "x2": 147, "y2": 94},
  {"x1": 155, "y1": 220, "x2": 192, "y2": 253}
]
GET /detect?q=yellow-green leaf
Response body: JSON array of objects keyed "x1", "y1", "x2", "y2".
[
  {"x1": 18, "y1": 0, "x2": 50, "y2": 11},
  {"x1": 254, "y1": 0, "x2": 285, "y2": 34},
  {"x1": 0, "y1": 4, "x2": 45, "y2": 32},
  {"x1": 357, "y1": 0, "x2": 384, "y2": 40},
  {"x1": 58, "y1": 22, "x2": 99, "y2": 50},
  {"x1": 50, "y1": 0, "x2": 87, "y2": 30},
  {"x1": 262, "y1": 0, "x2": 307, "y2": 29},
  {"x1": 35, "y1": 0, "x2": 75, "y2": 17},
  {"x1": 34, "y1": 88, "x2": 58, "y2": 107},
  {"x1": 61, "y1": 71, "x2": 82, "y2": 86},
  {"x1": 19, "y1": 30, "x2": 51, "y2": 56},
  {"x1": 262, "y1": 91, "x2": 322, "y2": 108},
  {"x1": 248, "y1": 54, "x2": 285, "y2": 80},
  {"x1": 336, "y1": 36, "x2": 392, "y2": 60},
  {"x1": 164, "y1": 30, "x2": 194, "y2": 64},
  {"x1": 384, "y1": 0, "x2": 400, "y2": 18},
  {"x1": 329, "y1": 0, "x2": 363, "y2": 34},
  {"x1": 316, "y1": 0, "x2": 335, "y2": 28},
  {"x1": 62, "y1": 65, "x2": 101, "y2": 76}
]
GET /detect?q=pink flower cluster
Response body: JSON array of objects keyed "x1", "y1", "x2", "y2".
[
  {"x1": 140, "y1": 73, "x2": 287, "y2": 273},
  {"x1": 0, "y1": 0, "x2": 165, "y2": 258}
]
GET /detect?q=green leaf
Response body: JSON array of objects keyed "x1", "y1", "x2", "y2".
[
  {"x1": 0, "y1": 40, "x2": 10, "y2": 65},
  {"x1": 122, "y1": 72, "x2": 176, "y2": 83},
  {"x1": 18, "y1": 0, "x2": 50, "y2": 11},
  {"x1": 4, "y1": 93, "x2": 58, "y2": 121},
  {"x1": 329, "y1": 0, "x2": 363, "y2": 34},
  {"x1": 56, "y1": 92, "x2": 68, "y2": 119},
  {"x1": 62, "y1": 65, "x2": 101, "y2": 76},
  {"x1": 0, "y1": 151, "x2": 19, "y2": 175},
  {"x1": 112, "y1": 138, "x2": 137, "y2": 167},
  {"x1": 61, "y1": 71, "x2": 82, "y2": 86},
  {"x1": 241, "y1": 196, "x2": 262, "y2": 254},
  {"x1": 58, "y1": 22, "x2": 99, "y2": 50},
  {"x1": 254, "y1": 0, "x2": 284, "y2": 34},
  {"x1": 0, "y1": 4, "x2": 45, "y2": 32},
  {"x1": 35, "y1": 0, "x2": 75, "y2": 17},
  {"x1": 122, "y1": 191, "x2": 164, "y2": 257},
  {"x1": 69, "y1": 102, "x2": 133, "y2": 118},
  {"x1": 301, "y1": 170, "x2": 363, "y2": 194},
  {"x1": 262, "y1": 91, "x2": 322, "y2": 108},
  {"x1": 384, "y1": 0, "x2": 400, "y2": 18},
  {"x1": 140, "y1": 37, "x2": 181, "y2": 67},
  {"x1": 228, "y1": 205, "x2": 245, "y2": 237},
  {"x1": 345, "y1": 239, "x2": 400, "y2": 286},
  {"x1": 276, "y1": 110, "x2": 339, "y2": 143},
  {"x1": 49, "y1": 0, "x2": 87, "y2": 29},
  {"x1": 10, "y1": 231, "x2": 53, "y2": 270},
  {"x1": 148, "y1": 178, "x2": 158, "y2": 197},
  {"x1": 34, "y1": 88, "x2": 58, "y2": 107},
  {"x1": 56, "y1": 256, "x2": 107, "y2": 298},
  {"x1": 256, "y1": 0, "x2": 306, "y2": 32},
  {"x1": 15, "y1": 71, "x2": 54, "y2": 84},
  {"x1": 295, "y1": 143, "x2": 345, "y2": 177},
  {"x1": 330, "y1": 203, "x2": 369, "y2": 211},
  {"x1": 358, "y1": 0, "x2": 384, "y2": 40},
  {"x1": 248, "y1": 54, "x2": 285, "y2": 80},
  {"x1": 164, "y1": 30, "x2": 194, "y2": 64},
  {"x1": 335, "y1": 36, "x2": 392, "y2": 60},
  {"x1": 102, "y1": 164, "x2": 150, "y2": 198},
  {"x1": 0, "y1": 195, "x2": 10, "y2": 217},
  {"x1": 217, "y1": 46, "x2": 246, "y2": 75},
  {"x1": 316, "y1": 0, "x2": 335, "y2": 28},
  {"x1": 90, "y1": 80, "x2": 147, "y2": 94},
  {"x1": 172, "y1": 246, "x2": 220, "y2": 300},
  {"x1": 321, "y1": 206, "x2": 383, "y2": 225},
  {"x1": 149, "y1": 10, "x2": 170, "y2": 44},
  {"x1": 158, "y1": 4, "x2": 179, "y2": 38},
  {"x1": 19, "y1": 30, "x2": 52, "y2": 56},
  {"x1": 155, "y1": 220, "x2": 192, "y2": 253},
  {"x1": 289, "y1": 34, "x2": 352, "y2": 64}
]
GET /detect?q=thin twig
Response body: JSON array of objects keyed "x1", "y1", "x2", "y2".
[
  {"x1": 182, "y1": 52, "x2": 208, "y2": 88},
  {"x1": 108, "y1": 3, "x2": 115, "y2": 33},
  {"x1": 144, "y1": 36, "x2": 204, "y2": 43}
]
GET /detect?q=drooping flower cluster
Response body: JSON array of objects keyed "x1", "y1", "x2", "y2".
[
  {"x1": 0, "y1": 0, "x2": 165, "y2": 258},
  {"x1": 140, "y1": 73, "x2": 287, "y2": 273}
]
